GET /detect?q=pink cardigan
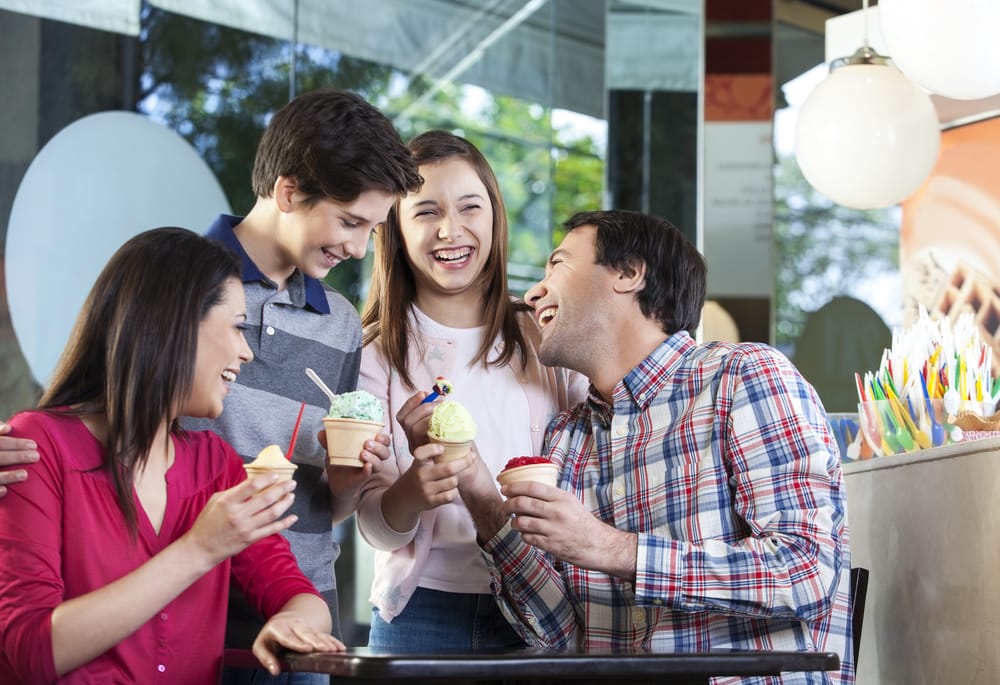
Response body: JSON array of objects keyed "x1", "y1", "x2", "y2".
[{"x1": 357, "y1": 308, "x2": 588, "y2": 621}]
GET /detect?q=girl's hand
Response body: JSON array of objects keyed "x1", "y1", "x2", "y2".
[{"x1": 394, "y1": 392, "x2": 436, "y2": 453}]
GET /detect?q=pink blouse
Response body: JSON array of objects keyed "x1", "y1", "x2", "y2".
[{"x1": 0, "y1": 411, "x2": 319, "y2": 684}]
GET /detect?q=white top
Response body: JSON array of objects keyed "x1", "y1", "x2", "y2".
[
  {"x1": 413, "y1": 308, "x2": 532, "y2": 592},
  {"x1": 358, "y1": 305, "x2": 589, "y2": 621}
]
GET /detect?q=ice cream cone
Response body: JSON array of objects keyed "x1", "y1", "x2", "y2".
[
  {"x1": 428, "y1": 435, "x2": 473, "y2": 464},
  {"x1": 496, "y1": 462, "x2": 558, "y2": 487},
  {"x1": 323, "y1": 417, "x2": 383, "y2": 467}
]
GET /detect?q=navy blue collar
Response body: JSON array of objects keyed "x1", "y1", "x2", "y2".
[{"x1": 205, "y1": 214, "x2": 331, "y2": 315}]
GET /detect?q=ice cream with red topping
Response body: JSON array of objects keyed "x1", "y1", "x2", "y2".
[{"x1": 496, "y1": 455, "x2": 558, "y2": 487}]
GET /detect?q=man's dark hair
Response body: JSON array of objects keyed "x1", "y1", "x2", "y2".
[
  {"x1": 563, "y1": 209, "x2": 707, "y2": 334},
  {"x1": 251, "y1": 89, "x2": 422, "y2": 205}
]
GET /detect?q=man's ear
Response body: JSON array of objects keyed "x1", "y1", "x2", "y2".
[
  {"x1": 613, "y1": 260, "x2": 646, "y2": 294},
  {"x1": 274, "y1": 175, "x2": 298, "y2": 213}
]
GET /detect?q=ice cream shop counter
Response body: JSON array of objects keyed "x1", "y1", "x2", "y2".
[{"x1": 842, "y1": 434, "x2": 1000, "y2": 684}]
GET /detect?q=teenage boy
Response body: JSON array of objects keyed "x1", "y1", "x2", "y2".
[{"x1": 184, "y1": 89, "x2": 421, "y2": 685}]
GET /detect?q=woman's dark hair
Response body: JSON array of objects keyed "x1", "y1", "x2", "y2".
[
  {"x1": 362, "y1": 130, "x2": 528, "y2": 389},
  {"x1": 564, "y1": 210, "x2": 707, "y2": 334},
  {"x1": 40, "y1": 227, "x2": 242, "y2": 533}
]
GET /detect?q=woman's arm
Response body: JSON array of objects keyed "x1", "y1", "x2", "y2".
[{"x1": 49, "y1": 476, "x2": 297, "y2": 675}]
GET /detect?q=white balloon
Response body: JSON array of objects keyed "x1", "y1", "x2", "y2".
[
  {"x1": 795, "y1": 63, "x2": 941, "y2": 209},
  {"x1": 879, "y1": 0, "x2": 1000, "y2": 100}
]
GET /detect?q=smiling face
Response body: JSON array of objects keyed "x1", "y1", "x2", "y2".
[
  {"x1": 181, "y1": 277, "x2": 254, "y2": 419},
  {"x1": 525, "y1": 226, "x2": 619, "y2": 375},
  {"x1": 399, "y1": 157, "x2": 494, "y2": 309},
  {"x1": 280, "y1": 186, "x2": 397, "y2": 280}
]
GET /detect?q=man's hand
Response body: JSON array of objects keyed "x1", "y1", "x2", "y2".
[
  {"x1": 0, "y1": 421, "x2": 39, "y2": 498},
  {"x1": 500, "y1": 481, "x2": 638, "y2": 581}
]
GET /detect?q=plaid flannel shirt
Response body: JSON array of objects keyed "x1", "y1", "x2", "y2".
[{"x1": 483, "y1": 332, "x2": 854, "y2": 685}]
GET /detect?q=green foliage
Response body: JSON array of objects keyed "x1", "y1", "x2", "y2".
[
  {"x1": 137, "y1": 6, "x2": 605, "y2": 308},
  {"x1": 773, "y1": 153, "x2": 899, "y2": 349}
]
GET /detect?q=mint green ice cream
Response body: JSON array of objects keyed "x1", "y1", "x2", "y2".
[{"x1": 327, "y1": 390, "x2": 383, "y2": 422}]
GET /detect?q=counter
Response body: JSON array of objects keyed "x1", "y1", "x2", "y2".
[{"x1": 843, "y1": 435, "x2": 1000, "y2": 683}]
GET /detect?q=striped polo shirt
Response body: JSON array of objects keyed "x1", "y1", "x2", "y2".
[{"x1": 183, "y1": 214, "x2": 362, "y2": 642}]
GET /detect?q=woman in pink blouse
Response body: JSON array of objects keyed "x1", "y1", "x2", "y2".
[{"x1": 0, "y1": 227, "x2": 343, "y2": 684}]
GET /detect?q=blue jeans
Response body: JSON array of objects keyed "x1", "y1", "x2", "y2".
[
  {"x1": 220, "y1": 667, "x2": 330, "y2": 685},
  {"x1": 369, "y1": 587, "x2": 526, "y2": 652}
]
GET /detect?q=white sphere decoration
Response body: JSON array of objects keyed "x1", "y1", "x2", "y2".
[
  {"x1": 795, "y1": 55, "x2": 941, "y2": 210},
  {"x1": 879, "y1": 0, "x2": 1000, "y2": 101}
]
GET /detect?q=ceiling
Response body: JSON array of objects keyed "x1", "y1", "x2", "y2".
[
  {"x1": 775, "y1": 0, "x2": 1000, "y2": 127},
  {"x1": 776, "y1": 0, "x2": 875, "y2": 36}
]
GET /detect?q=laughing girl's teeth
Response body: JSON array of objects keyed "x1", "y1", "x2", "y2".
[
  {"x1": 435, "y1": 247, "x2": 472, "y2": 262},
  {"x1": 222, "y1": 370, "x2": 236, "y2": 383}
]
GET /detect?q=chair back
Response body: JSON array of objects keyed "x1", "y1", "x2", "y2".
[{"x1": 850, "y1": 566, "x2": 869, "y2": 668}]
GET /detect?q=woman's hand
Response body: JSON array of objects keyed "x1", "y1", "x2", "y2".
[
  {"x1": 253, "y1": 596, "x2": 344, "y2": 676},
  {"x1": 398, "y1": 443, "x2": 473, "y2": 510},
  {"x1": 182, "y1": 476, "x2": 297, "y2": 569}
]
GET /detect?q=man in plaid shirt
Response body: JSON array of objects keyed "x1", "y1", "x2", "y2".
[{"x1": 452, "y1": 209, "x2": 853, "y2": 684}]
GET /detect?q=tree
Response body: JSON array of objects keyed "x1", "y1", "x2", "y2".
[
  {"x1": 773, "y1": 152, "x2": 900, "y2": 354},
  {"x1": 137, "y1": 7, "x2": 604, "y2": 308}
]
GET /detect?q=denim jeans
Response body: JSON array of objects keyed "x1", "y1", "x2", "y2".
[{"x1": 369, "y1": 587, "x2": 526, "y2": 652}]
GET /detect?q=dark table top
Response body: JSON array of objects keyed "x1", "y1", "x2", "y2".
[{"x1": 264, "y1": 647, "x2": 840, "y2": 683}]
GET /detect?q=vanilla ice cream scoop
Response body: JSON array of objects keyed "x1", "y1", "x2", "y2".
[{"x1": 244, "y1": 444, "x2": 297, "y2": 488}]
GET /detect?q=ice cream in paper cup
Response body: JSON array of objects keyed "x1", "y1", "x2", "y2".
[
  {"x1": 426, "y1": 400, "x2": 477, "y2": 463},
  {"x1": 244, "y1": 444, "x2": 297, "y2": 494},
  {"x1": 496, "y1": 456, "x2": 558, "y2": 488},
  {"x1": 323, "y1": 390, "x2": 384, "y2": 467}
]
